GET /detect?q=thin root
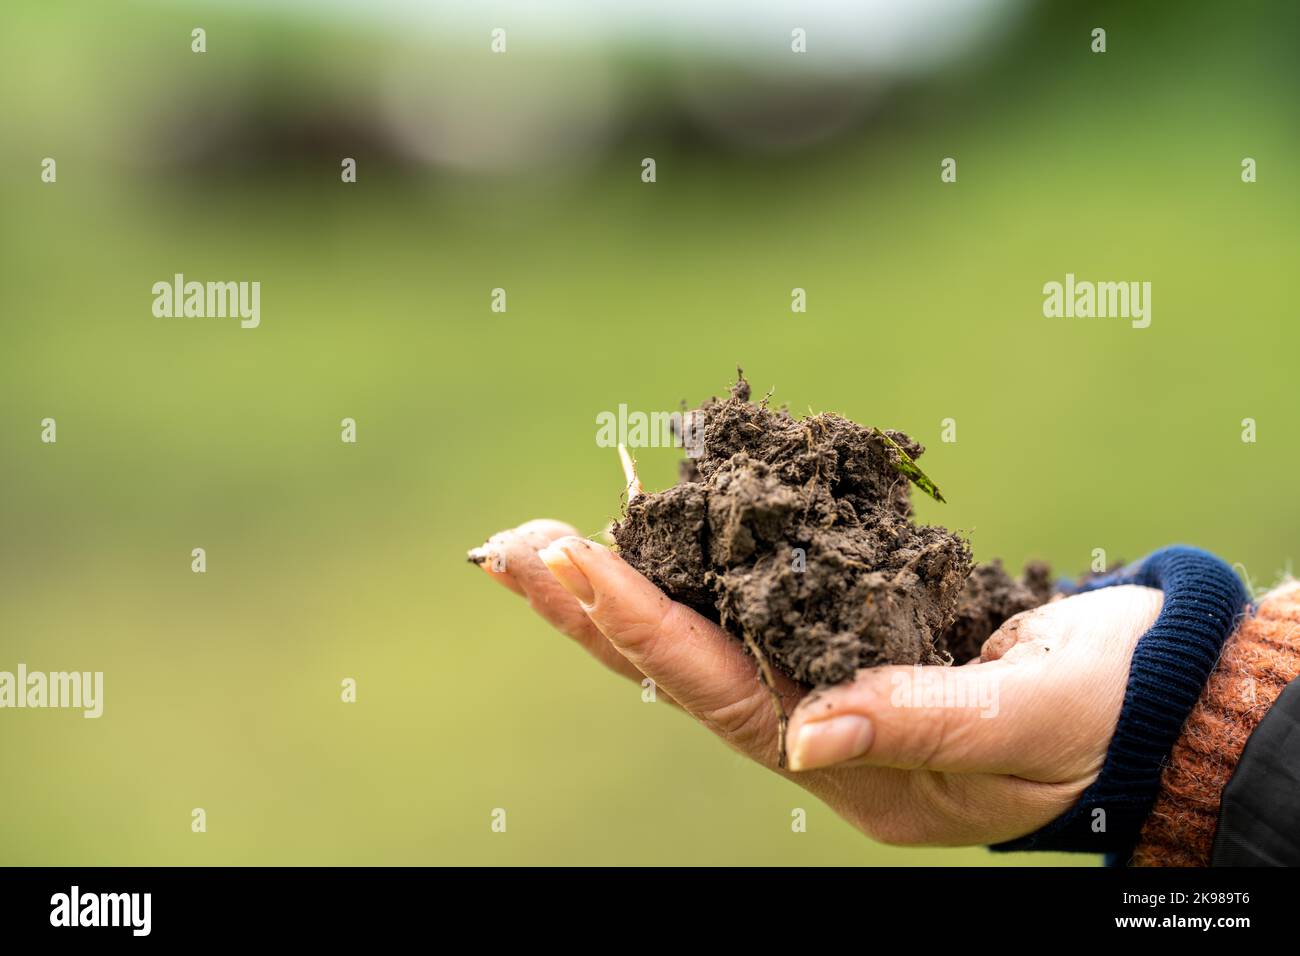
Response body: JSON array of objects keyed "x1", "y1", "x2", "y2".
[
  {"x1": 738, "y1": 628, "x2": 790, "y2": 769},
  {"x1": 618, "y1": 443, "x2": 644, "y2": 504}
]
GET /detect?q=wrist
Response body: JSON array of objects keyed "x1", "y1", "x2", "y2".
[
  {"x1": 1133, "y1": 581, "x2": 1300, "y2": 866},
  {"x1": 992, "y1": 546, "x2": 1249, "y2": 858}
]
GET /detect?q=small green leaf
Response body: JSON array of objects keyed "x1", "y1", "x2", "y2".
[{"x1": 871, "y1": 428, "x2": 946, "y2": 503}]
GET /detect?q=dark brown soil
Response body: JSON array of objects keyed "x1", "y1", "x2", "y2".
[{"x1": 612, "y1": 373, "x2": 1050, "y2": 686}]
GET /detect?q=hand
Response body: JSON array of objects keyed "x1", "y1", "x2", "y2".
[{"x1": 476, "y1": 520, "x2": 1163, "y2": 846}]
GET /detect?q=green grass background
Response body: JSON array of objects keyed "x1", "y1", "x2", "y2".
[{"x1": 1, "y1": 0, "x2": 1297, "y2": 864}]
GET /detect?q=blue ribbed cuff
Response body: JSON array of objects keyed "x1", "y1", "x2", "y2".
[{"x1": 992, "y1": 546, "x2": 1249, "y2": 859}]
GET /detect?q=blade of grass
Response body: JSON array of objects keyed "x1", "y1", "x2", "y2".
[{"x1": 871, "y1": 427, "x2": 946, "y2": 503}]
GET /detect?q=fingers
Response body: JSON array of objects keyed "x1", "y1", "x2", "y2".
[
  {"x1": 537, "y1": 535, "x2": 798, "y2": 763},
  {"x1": 472, "y1": 520, "x2": 649, "y2": 684},
  {"x1": 472, "y1": 519, "x2": 577, "y2": 597}
]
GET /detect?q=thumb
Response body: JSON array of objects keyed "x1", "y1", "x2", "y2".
[
  {"x1": 786, "y1": 584, "x2": 1165, "y2": 777},
  {"x1": 785, "y1": 661, "x2": 1042, "y2": 774}
]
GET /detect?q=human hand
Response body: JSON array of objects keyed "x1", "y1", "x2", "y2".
[{"x1": 475, "y1": 520, "x2": 1162, "y2": 846}]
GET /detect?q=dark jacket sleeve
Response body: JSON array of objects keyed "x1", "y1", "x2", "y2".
[{"x1": 1211, "y1": 678, "x2": 1300, "y2": 865}]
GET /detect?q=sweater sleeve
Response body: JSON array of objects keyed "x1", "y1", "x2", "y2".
[
  {"x1": 992, "y1": 546, "x2": 1249, "y2": 857},
  {"x1": 1131, "y1": 581, "x2": 1300, "y2": 866}
]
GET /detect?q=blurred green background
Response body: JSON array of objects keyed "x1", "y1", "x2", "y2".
[{"x1": 1, "y1": 0, "x2": 1297, "y2": 865}]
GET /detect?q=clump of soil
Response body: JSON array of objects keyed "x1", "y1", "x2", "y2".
[{"x1": 612, "y1": 373, "x2": 1050, "y2": 688}]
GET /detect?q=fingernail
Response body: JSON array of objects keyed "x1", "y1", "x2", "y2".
[
  {"x1": 788, "y1": 715, "x2": 873, "y2": 771},
  {"x1": 538, "y1": 542, "x2": 596, "y2": 606}
]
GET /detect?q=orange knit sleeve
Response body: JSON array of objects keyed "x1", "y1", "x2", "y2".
[{"x1": 1131, "y1": 581, "x2": 1300, "y2": 866}]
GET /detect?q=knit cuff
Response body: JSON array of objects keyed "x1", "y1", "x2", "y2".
[
  {"x1": 1133, "y1": 581, "x2": 1300, "y2": 866},
  {"x1": 991, "y1": 546, "x2": 1249, "y2": 857}
]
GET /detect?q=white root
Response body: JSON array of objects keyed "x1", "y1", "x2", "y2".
[{"x1": 618, "y1": 443, "x2": 644, "y2": 504}]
